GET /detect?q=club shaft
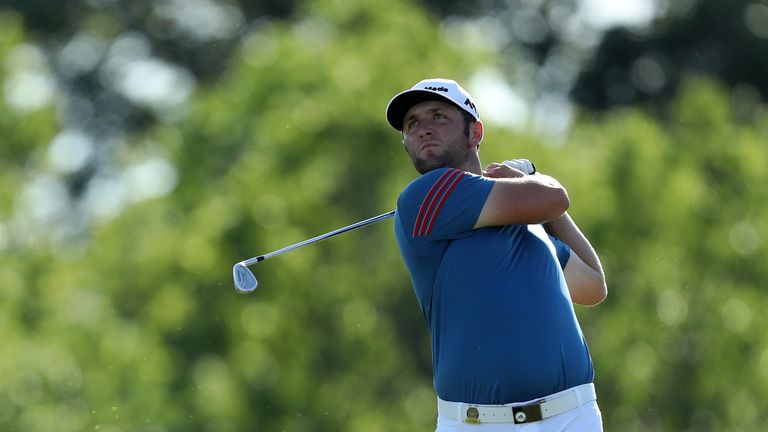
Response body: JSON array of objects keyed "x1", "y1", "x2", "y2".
[{"x1": 240, "y1": 210, "x2": 395, "y2": 267}]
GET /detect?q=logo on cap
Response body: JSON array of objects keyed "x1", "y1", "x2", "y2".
[
  {"x1": 464, "y1": 98, "x2": 477, "y2": 114},
  {"x1": 424, "y1": 86, "x2": 449, "y2": 92}
]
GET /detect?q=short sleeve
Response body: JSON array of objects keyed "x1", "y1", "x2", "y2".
[
  {"x1": 548, "y1": 235, "x2": 572, "y2": 269},
  {"x1": 396, "y1": 168, "x2": 494, "y2": 241}
]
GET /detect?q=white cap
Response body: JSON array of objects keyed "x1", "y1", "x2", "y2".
[{"x1": 385, "y1": 78, "x2": 479, "y2": 131}]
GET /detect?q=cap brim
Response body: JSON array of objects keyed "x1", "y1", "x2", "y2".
[{"x1": 385, "y1": 90, "x2": 461, "y2": 131}]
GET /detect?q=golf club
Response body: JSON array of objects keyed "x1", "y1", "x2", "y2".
[{"x1": 233, "y1": 210, "x2": 396, "y2": 293}]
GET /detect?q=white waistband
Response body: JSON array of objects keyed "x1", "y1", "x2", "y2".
[{"x1": 437, "y1": 383, "x2": 596, "y2": 425}]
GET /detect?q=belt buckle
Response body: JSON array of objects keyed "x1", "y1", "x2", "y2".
[
  {"x1": 465, "y1": 406, "x2": 481, "y2": 424},
  {"x1": 512, "y1": 403, "x2": 543, "y2": 424}
]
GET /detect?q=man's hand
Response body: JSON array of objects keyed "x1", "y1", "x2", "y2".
[
  {"x1": 502, "y1": 159, "x2": 536, "y2": 175},
  {"x1": 483, "y1": 159, "x2": 536, "y2": 178}
]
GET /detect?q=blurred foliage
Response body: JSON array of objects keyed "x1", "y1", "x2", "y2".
[
  {"x1": 2, "y1": 0, "x2": 768, "y2": 431},
  {"x1": 573, "y1": 0, "x2": 768, "y2": 110},
  {"x1": 417, "y1": 0, "x2": 768, "y2": 118}
]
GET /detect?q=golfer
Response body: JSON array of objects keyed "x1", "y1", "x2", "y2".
[{"x1": 386, "y1": 78, "x2": 607, "y2": 431}]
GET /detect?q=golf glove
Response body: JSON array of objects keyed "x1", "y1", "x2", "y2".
[{"x1": 502, "y1": 159, "x2": 536, "y2": 175}]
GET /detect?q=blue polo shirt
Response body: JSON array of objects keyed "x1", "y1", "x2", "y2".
[{"x1": 394, "y1": 168, "x2": 594, "y2": 404}]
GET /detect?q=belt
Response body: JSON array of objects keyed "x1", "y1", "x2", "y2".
[{"x1": 437, "y1": 383, "x2": 596, "y2": 425}]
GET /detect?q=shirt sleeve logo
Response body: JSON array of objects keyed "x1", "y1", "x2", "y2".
[{"x1": 413, "y1": 169, "x2": 465, "y2": 238}]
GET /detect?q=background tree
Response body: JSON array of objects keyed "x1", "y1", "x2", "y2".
[{"x1": 572, "y1": 0, "x2": 768, "y2": 111}]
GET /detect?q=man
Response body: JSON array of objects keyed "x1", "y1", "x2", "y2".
[{"x1": 386, "y1": 78, "x2": 607, "y2": 431}]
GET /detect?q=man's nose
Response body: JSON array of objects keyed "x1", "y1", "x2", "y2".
[{"x1": 417, "y1": 122, "x2": 434, "y2": 137}]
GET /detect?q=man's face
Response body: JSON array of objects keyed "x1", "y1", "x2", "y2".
[{"x1": 401, "y1": 100, "x2": 472, "y2": 174}]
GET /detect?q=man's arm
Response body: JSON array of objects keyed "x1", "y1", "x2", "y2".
[
  {"x1": 475, "y1": 167, "x2": 570, "y2": 228},
  {"x1": 544, "y1": 212, "x2": 607, "y2": 306}
]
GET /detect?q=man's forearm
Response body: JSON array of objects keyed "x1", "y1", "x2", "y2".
[{"x1": 544, "y1": 212, "x2": 604, "y2": 275}]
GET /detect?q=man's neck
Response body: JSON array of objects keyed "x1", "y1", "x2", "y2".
[{"x1": 457, "y1": 155, "x2": 483, "y2": 175}]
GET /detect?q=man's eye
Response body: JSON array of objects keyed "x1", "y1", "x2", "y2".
[
  {"x1": 433, "y1": 112, "x2": 446, "y2": 119},
  {"x1": 406, "y1": 120, "x2": 418, "y2": 130}
]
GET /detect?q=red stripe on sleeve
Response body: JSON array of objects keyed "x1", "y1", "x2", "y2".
[
  {"x1": 412, "y1": 169, "x2": 461, "y2": 237},
  {"x1": 422, "y1": 172, "x2": 465, "y2": 236}
]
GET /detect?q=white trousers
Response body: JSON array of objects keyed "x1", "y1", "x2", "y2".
[{"x1": 435, "y1": 400, "x2": 603, "y2": 432}]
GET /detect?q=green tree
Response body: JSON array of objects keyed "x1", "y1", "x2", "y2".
[{"x1": 561, "y1": 79, "x2": 768, "y2": 431}]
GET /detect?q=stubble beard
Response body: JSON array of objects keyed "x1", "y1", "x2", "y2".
[{"x1": 411, "y1": 135, "x2": 471, "y2": 175}]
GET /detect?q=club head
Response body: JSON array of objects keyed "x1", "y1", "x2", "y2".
[{"x1": 233, "y1": 262, "x2": 258, "y2": 293}]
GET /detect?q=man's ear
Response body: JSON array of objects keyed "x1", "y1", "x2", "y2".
[{"x1": 470, "y1": 120, "x2": 484, "y2": 150}]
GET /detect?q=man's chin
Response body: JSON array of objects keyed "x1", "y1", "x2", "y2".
[{"x1": 414, "y1": 157, "x2": 452, "y2": 174}]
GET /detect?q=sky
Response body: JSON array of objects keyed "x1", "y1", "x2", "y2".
[{"x1": 578, "y1": 0, "x2": 657, "y2": 30}]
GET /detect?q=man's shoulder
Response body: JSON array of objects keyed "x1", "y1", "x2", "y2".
[{"x1": 396, "y1": 169, "x2": 459, "y2": 235}]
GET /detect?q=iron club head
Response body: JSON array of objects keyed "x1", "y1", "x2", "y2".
[{"x1": 233, "y1": 262, "x2": 258, "y2": 293}]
